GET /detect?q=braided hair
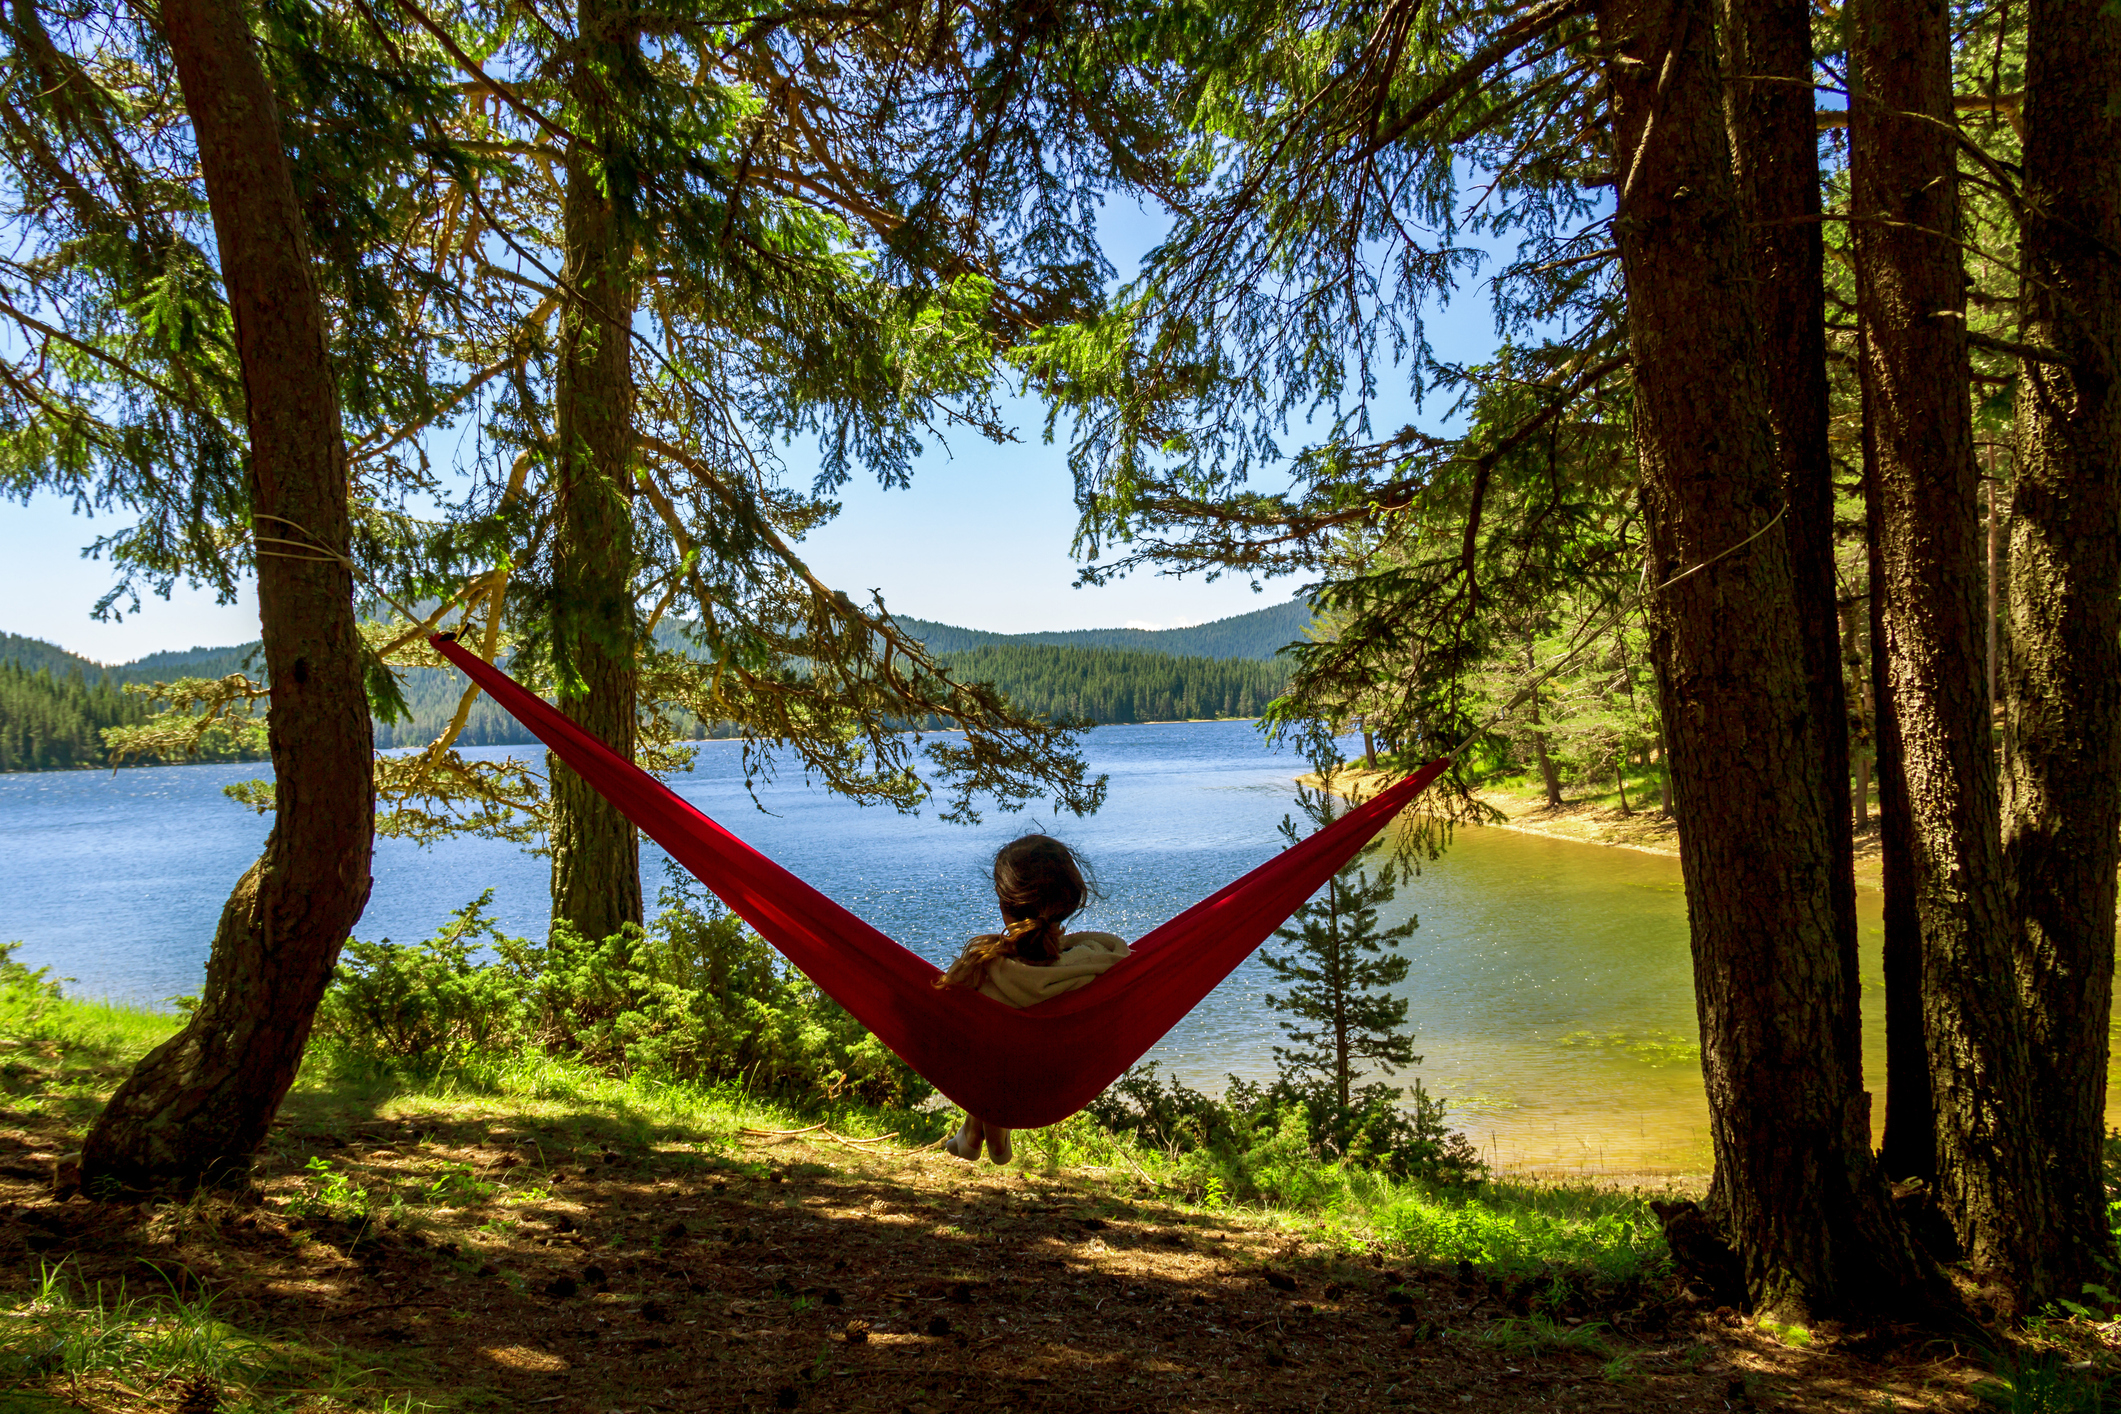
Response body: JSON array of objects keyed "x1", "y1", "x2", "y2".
[{"x1": 935, "y1": 834, "x2": 1094, "y2": 990}]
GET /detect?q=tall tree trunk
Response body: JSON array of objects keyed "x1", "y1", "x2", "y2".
[
  {"x1": 1598, "y1": 0, "x2": 1920, "y2": 1321},
  {"x1": 1984, "y1": 465, "x2": 1999, "y2": 713},
  {"x1": 1841, "y1": 599, "x2": 1873, "y2": 830},
  {"x1": 547, "y1": 0, "x2": 641, "y2": 942},
  {"x1": 1863, "y1": 361, "x2": 1934, "y2": 1186},
  {"x1": 1721, "y1": 0, "x2": 1860, "y2": 1057},
  {"x1": 2001, "y1": 0, "x2": 2121, "y2": 1296},
  {"x1": 80, "y1": 0, "x2": 372, "y2": 1190},
  {"x1": 1528, "y1": 673, "x2": 1563, "y2": 808},
  {"x1": 1849, "y1": 0, "x2": 2052, "y2": 1305}
]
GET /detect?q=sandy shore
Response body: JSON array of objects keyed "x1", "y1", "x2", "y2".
[{"x1": 1304, "y1": 766, "x2": 1887, "y2": 889}]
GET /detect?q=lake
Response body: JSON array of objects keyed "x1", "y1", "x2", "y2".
[{"x1": 0, "y1": 721, "x2": 2013, "y2": 1177}]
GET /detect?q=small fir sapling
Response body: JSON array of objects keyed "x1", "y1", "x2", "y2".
[
  {"x1": 1259, "y1": 739, "x2": 1479, "y2": 1179},
  {"x1": 1263, "y1": 763, "x2": 1417, "y2": 1118}
]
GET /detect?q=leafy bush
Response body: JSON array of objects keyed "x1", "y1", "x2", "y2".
[
  {"x1": 0, "y1": 941, "x2": 63, "y2": 1033},
  {"x1": 315, "y1": 892, "x2": 521, "y2": 1058},
  {"x1": 316, "y1": 872, "x2": 930, "y2": 1109},
  {"x1": 1087, "y1": 1061, "x2": 1485, "y2": 1194}
]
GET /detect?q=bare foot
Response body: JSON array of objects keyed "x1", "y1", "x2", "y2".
[
  {"x1": 943, "y1": 1117, "x2": 983, "y2": 1162},
  {"x1": 984, "y1": 1126, "x2": 1012, "y2": 1165}
]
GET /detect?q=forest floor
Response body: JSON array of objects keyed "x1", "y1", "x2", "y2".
[{"x1": 0, "y1": 1018, "x2": 2084, "y2": 1414}]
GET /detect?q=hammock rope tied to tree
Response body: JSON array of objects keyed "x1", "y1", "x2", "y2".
[{"x1": 431, "y1": 635, "x2": 1449, "y2": 1129}]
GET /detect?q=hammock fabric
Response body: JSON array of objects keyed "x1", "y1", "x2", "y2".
[{"x1": 432, "y1": 635, "x2": 1449, "y2": 1129}]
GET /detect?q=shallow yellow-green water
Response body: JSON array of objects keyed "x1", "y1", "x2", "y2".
[{"x1": 1325, "y1": 819, "x2": 2112, "y2": 1179}]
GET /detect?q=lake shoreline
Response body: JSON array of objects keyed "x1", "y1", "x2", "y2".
[{"x1": 1306, "y1": 765, "x2": 1890, "y2": 889}]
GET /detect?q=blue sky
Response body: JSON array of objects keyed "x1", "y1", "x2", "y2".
[{"x1": 0, "y1": 200, "x2": 1511, "y2": 663}]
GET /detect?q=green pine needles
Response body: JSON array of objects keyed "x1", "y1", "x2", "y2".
[
  {"x1": 1264, "y1": 767, "x2": 1421, "y2": 1112},
  {"x1": 1258, "y1": 755, "x2": 1480, "y2": 1182}
]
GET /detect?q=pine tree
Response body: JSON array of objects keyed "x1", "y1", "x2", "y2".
[{"x1": 1258, "y1": 752, "x2": 1421, "y2": 1163}]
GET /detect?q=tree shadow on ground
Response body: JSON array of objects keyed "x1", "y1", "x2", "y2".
[{"x1": 0, "y1": 1047, "x2": 2032, "y2": 1413}]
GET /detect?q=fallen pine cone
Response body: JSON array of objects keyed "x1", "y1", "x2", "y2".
[
  {"x1": 176, "y1": 1375, "x2": 220, "y2": 1414},
  {"x1": 843, "y1": 1319, "x2": 870, "y2": 1344}
]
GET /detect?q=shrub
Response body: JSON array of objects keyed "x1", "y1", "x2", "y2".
[
  {"x1": 314, "y1": 892, "x2": 522, "y2": 1058},
  {"x1": 1087, "y1": 1061, "x2": 1485, "y2": 1193},
  {"x1": 0, "y1": 941, "x2": 63, "y2": 1034},
  {"x1": 316, "y1": 871, "x2": 930, "y2": 1109}
]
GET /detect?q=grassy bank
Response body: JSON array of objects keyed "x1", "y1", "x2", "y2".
[
  {"x1": 0, "y1": 995, "x2": 2095, "y2": 1412},
  {"x1": 12, "y1": 995, "x2": 1676, "y2": 1275}
]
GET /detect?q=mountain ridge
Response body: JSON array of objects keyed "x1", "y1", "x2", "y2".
[
  {"x1": 1, "y1": 598, "x2": 1313, "y2": 765},
  {"x1": 891, "y1": 596, "x2": 1309, "y2": 661},
  {"x1": 3, "y1": 595, "x2": 1312, "y2": 679},
  {"x1": 0, "y1": 632, "x2": 260, "y2": 683}
]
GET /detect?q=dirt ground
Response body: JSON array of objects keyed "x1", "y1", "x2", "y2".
[{"x1": 0, "y1": 1087, "x2": 2037, "y2": 1414}]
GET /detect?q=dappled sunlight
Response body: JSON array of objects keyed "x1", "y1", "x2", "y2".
[{"x1": 0, "y1": 1015, "x2": 2025, "y2": 1411}]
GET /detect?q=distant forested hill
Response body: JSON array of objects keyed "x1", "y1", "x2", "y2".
[
  {"x1": 895, "y1": 596, "x2": 1311, "y2": 660},
  {"x1": 0, "y1": 634, "x2": 262, "y2": 685},
  {"x1": 0, "y1": 633, "x2": 104, "y2": 681},
  {"x1": 923, "y1": 644, "x2": 1289, "y2": 726},
  {"x1": 4, "y1": 600, "x2": 1305, "y2": 768},
  {"x1": 122, "y1": 643, "x2": 263, "y2": 679},
  {"x1": 373, "y1": 659, "x2": 554, "y2": 750},
  {"x1": 375, "y1": 599, "x2": 1311, "y2": 748},
  {"x1": 0, "y1": 661, "x2": 150, "y2": 771},
  {"x1": 371, "y1": 638, "x2": 1293, "y2": 747},
  {"x1": 0, "y1": 636, "x2": 266, "y2": 771}
]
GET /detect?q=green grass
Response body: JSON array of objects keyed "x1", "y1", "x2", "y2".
[
  {"x1": 0, "y1": 1263, "x2": 273, "y2": 1388},
  {"x1": 1479, "y1": 1313, "x2": 1619, "y2": 1359},
  {"x1": 297, "y1": 1024, "x2": 1669, "y2": 1294},
  {"x1": 0, "y1": 991, "x2": 1682, "y2": 1410},
  {"x1": 0, "y1": 1261, "x2": 412, "y2": 1413},
  {"x1": 13, "y1": 993, "x2": 1671, "y2": 1294},
  {"x1": 1973, "y1": 1350, "x2": 2119, "y2": 1413},
  {"x1": 1368, "y1": 1180, "x2": 1665, "y2": 1281},
  {"x1": 0, "y1": 989, "x2": 182, "y2": 1124},
  {"x1": 1474, "y1": 766, "x2": 1670, "y2": 816}
]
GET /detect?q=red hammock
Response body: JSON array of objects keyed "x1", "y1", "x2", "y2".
[{"x1": 431, "y1": 636, "x2": 1448, "y2": 1129}]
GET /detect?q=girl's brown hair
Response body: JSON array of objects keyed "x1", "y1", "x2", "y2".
[{"x1": 934, "y1": 834, "x2": 1093, "y2": 990}]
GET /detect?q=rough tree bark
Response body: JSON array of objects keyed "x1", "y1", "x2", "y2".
[
  {"x1": 1719, "y1": 0, "x2": 1859, "y2": 1037},
  {"x1": 1849, "y1": 0, "x2": 2051, "y2": 1305},
  {"x1": 546, "y1": 0, "x2": 642, "y2": 941},
  {"x1": 1838, "y1": 599, "x2": 1873, "y2": 830},
  {"x1": 1861, "y1": 364, "x2": 1935, "y2": 1186},
  {"x1": 1598, "y1": 0, "x2": 1921, "y2": 1321},
  {"x1": 2001, "y1": 0, "x2": 2121, "y2": 1295},
  {"x1": 80, "y1": 0, "x2": 373, "y2": 1189}
]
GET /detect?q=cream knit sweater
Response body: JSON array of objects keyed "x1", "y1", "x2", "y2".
[{"x1": 975, "y1": 930, "x2": 1131, "y2": 1009}]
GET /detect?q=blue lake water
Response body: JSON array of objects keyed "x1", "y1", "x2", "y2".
[
  {"x1": 0, "y1": 721, "x2": 1827, "y2": 1175},
  {"x1": 0, "y1": 723, "x2": 1340, "y2": 1090}
]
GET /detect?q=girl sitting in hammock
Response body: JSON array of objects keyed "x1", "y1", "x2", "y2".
[{"x1": 935, "y1": 834, "x2": 1129, "y2": 1164}]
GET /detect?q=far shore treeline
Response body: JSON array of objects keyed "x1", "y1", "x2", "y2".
[
  {"x1": 0, "y1": 602, "x2": 1302, "y2": 770},
  {"x1": 0, "y1": 633, "x2": 267, "y2": 772}
]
